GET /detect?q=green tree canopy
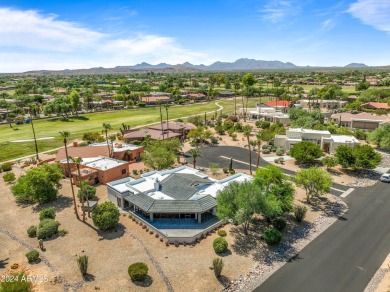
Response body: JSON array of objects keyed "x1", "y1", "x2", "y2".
[
  {"x1": 369, "y1": 124, "x2": 390, "y2": 150},
  {"x1": 289, "y1": 142, "x2": 324, "y2": 164},
  {"x1": 294, "y1": 167, "x2": 333, "y2": 203},
  {"x1": 11, "y1": 163, "x2": 63, "y2": 203},
  {"x1": 92, "y1": 201, "x2": 120, "y2": 230},
  {"x1": 335, "y1": 144, "x2": 381, "y2": 170},
  {"x1": 141, "y1": 138, "x2": 182, "y2": 170}
]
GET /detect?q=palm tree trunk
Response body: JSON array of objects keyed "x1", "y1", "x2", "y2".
[
  {"x1": 256, "y1": 141, "x2": 261, "y2": 168},
  {"x1": 76, "y1": 166, "x2": 86, "y2": 222},
  {"x1": 105, "y1": 131, "x2": 110, "y2": 157},
  {"x1": 159, "y1": 103, "x2": 164, "y2": 140},
  {"x1": 64, "y1": 143, "x2": 79, "y2": 220},
  {"x1": 247, "y1": 137, "x2": 252, "y2": 175},
  {"x1": 30, "y1": 116, "x2": 39, "y2": 162}
]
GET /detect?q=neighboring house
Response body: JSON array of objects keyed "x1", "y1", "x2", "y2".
[
  {"x1": 330, "y1": 112, "x2": 390, "y2": 130},
  {"x1": 56, "y1": 142, "x2": 144, "y2": 163},
  {"x1": 219, "y1": 90, "x2": 235, "y2": 97},
  {"x1": 148, "y1": 122, "x2": 196, "y2": 138},
  {"x1": 187, "y1": 93, "x2": 206, "y2": 100},
  {"x1": 140, "y1": 95, "x2": 171, "y2": 104},
  {"x1": 123, "y1": 128, "x2": 181, "y2": 142},
  {"x1": 240, "y1": 106, "x2": 290, "y2": 125},
  {"x1": 274, "y1": 128, "x2": 360, "y2": 153},
  {"x1": 297, "y1": 99, "x2": 347, "y2": 110},
  {"x1": 362, "y1": 102, "x2": 390, "y2": 110},
  {"x1": 107, "y1": 166, "x2": 252, "y2": 223},
  {"x1": 261, "y1": 100, "x2": 291, "y2": 111},
  {"x1": 64, "y1": 156, "x2": 129, "y2": 185}
]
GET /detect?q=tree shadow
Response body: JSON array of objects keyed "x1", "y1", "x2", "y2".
[
  {"x1": 32, "y1": 195, "x2": 73, "y2": 213},
  {"x1": 217, "y1": 275, "x2": 231, "y2": 287},
  {"x1": 82, "y1": 273, "x2": 95, "y2": 282},
  {"x1": 309, "y1": 197, "x2": 346, "y2": 218},
  {"x1": 131, "y1": 275, "x2": 153, "y2": 287},
  {"x1": 230, "y1": 224, "x2": 263, "y2": 257},
  {"x1": 71, "y1": 116, "x2": 89, "y2": 121},
  {"x1": 216, "y1": 249, "x2": 232, "y2": 257},
  {"x1": 97, "y1": 224, "x2": 126, "y2": 240},
  {"x1": 0, "y1": 258, "x2": 9, "y2": 269}
]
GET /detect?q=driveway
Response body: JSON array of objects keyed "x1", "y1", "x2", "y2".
[{"x1": 185, "y1": 146, "x2": 350, "y2": 195}]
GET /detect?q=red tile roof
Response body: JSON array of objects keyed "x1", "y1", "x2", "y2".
[
  {"x1": 362, "y1": 102, "x2": 390, "y2": 109},
  {"x1": 262, "y1": 100, "x2": 291, "y2": 107}
]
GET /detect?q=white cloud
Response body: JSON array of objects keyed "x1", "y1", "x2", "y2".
[
  {"x1": 0, "y1": 7, "x2": 211, "y2": 72},
  {"x1": 259, "y1": 0, "x2": 299, "y2": 23},
  {"x1": 321, "y1": 19, "x2": 335, "y2": 31},
  {"x1": 348, "y1": 0, "x2": 390, "y2": 33}
]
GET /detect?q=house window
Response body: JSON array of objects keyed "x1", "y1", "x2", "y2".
[{"x1": 121, "y1": 169, "x2": 126, "y2": 175}]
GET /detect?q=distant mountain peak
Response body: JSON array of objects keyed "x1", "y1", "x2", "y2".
[{"x1": 344, "y1": 63, "x2": 368, "y2": 68}]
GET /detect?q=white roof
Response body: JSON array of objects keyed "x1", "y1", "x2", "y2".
[
  {"x1": 83, "y1": 156, "x2": 127, "y2": 170},
  {"x1": 89, "y1": 142, "x2": 142, "y2": 152},
  {"x1": 288, "y1": 128, "x2": 331, "y2": 135},
  {"x1": 331, "y1": 135, "x2": 360, "y2": 143},
  {"x1": 109, "y1": 166, "x2": 252, "y2": 200}
]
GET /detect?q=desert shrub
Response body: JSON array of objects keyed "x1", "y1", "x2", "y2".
[
  {"x1": 77, "y1": 255, "x2": 89, "y2": 275},
  {"x1": 132, "y1": 169, "x2": 138, "y2": 175},
  {"x1": 223, "y1": 168, "x2": 229, "y2": 174},
  {"x1": 233, "y1": 122, "x2": 243, "y2": 132},
  {"x1": 128, "y1": 262, "x2": 148, "y2": 281},
  {"x1": 39, "y1": 208, "x2": 56, "y2": 220},
  {"x1": 58, "y1": 229, "x2": 68, "y2": 237},
  {"x1": 92, "y1": 201, "x2": 120, "y2": 230},
  {"x1": 263, "y1": 227, "x2": 282, "y2": 245},
  {"x1": 261, "y1": 121, "x2": 271, "y2": 129},
  {"x1": 276, "y1": 148, "x2": 285, "y2": 156},
  {"x1": 3, "y1": 172, "x2": 16, "y2": 183},
  {"x1": 212, "y1": 258, "x2": 224, "y2": 278},
  {"x1": 272, "y1": 218, "x2": 287, "y2": 231},
  {"x1": 294, "y1": 205, "x2": 308, "y2": 223},
  {"x1": 322, "y1": 156, "x2": 338, "y2": 170},
  {"x1": 0, "y1": 271, "x2": 32, "y2": 291},
  {"x1": 137, "y1": 102, "x2": 146, "y2": 107},
  {"x1": 255, "y1": 120, "x2": 263, "y2": 128},
  {"x1": 262, "y1": 144, "x2": 269, "y2": 149},
  {"x1": 1, "y1": 162, "x2": 12, "y2": 172},
  {"x1": 231, "y1": 133, "x2": 237, "y2": 140},
  {"x1": 82, "y1": 132, "x2": 105, "y2": 143},
  {"x1": 213, "y1": 237, "x2": 228, "y2": 253},
  {"x1": 262, "y1": 149, "x2": 271, "y2": 154},
  {"x1": 37, "y1": 218, "x2": 59, "y2": 239},
  {"x1": 26, "y1": 250, "x2": 39, "y2": 263},
  {"x1": 217, "y1": 229, "x2": 227, "y2": 237},
  {"x1": 27, "y1": 226, "x2": 37, "y2": 238}
]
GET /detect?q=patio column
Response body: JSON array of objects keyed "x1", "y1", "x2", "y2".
[
  {"x1": 198, "y1": 213, "x2": 202, "y2": 223},
  {"x1": 150, "y1": 213, "x2": 153, "y2": 223},
  {"x1": 212, "y1": 207, "x2": 216, "y2": 215},
  {"x1": 121, "y1": 198, "x2": 124, "y2": 209}
]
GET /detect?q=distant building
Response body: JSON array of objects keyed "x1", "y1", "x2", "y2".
[
  {"x1": 362, "y1": 102, "x2": 390, "y2": 110},
  {"x1": 297, "y1": 99, "x2": 347, "y2": 110},
  {"x1": 140, "y1": 95, "x2": 171, "y2": 104},
  {"x1": 240, "y1": 106, "x2": 290, "y2": 125},
  {"x1": 330, "y1": 112, "x2": 390, "y2": 130},
  {"x1": 274, "y1": 128, "x2": 360, "y2": 153}
]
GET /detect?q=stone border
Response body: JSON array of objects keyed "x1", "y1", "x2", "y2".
[
  {"x1": 364, "y1": 268, "x2": 390, "y2": 292},
  {"x1": 223, "y1": 195, "x2": 348, "y2": 292}
]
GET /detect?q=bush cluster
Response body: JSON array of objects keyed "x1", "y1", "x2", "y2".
[
  {"x1": 294, "y1": 205, "x2": 308, "y2": 223},
  {"x1": 37, "y1": 218, "x2": 59, "y2": 239},
  {"x1": 39, "y1": 208, "x2": 56, "y2": 220},
  {"x1": 217, "y1": 229, "x2": 227, "y2": 237},
  {"x1": 263, "y1": 227, "x2": 282, "y2": 245},
  {"x1": 27, "y1": 226, "x2": 37, "y2": 238},
  {"x1": 92, "y1": 201, "x2": 120, "y2": 230},
  {"x1": 0, "y1": 271, "x2": 32, "y2": 291},
  {"x1": 213, "y1": 237, "x2": 228, "y2": 253},
  {"x1": 272, "y1": 218, "x2": 287, "y2": 231},
  {"x1": 128, "y1": 262, "x2": 148, "y2": 281},
  {"x1": 3, "y1": 172, "x2": 16, "y2": 183},
  {"x1": 26, "y1": 250, "x2": 39, "y2": 263},
  {"x1": 0, "y1": 162, "x2": 13, "y2": 172}
]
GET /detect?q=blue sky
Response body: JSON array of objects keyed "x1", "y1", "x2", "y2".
[{"x1": 0, "y1": 0, "x2": 390, "y2": 72}]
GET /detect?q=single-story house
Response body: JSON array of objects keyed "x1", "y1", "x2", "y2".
[
  {"x1": 297, "y1": 99, "x2": 347, "y2": 110},
  {"x1": 140, "y1": 96, "x2": 171, "y2": 104},
  {"x1": 148, "y1": 122, "x2": 196, "y2": 138},
  {"x1": 362, "y1": 102, "x2": 390, "y2": 110},
  {"x1": 107, "y1": 166, "x2": 252, "y2": 223},
  {"x1": 123, "y1": 128, "x2": 181, "y2": 142},
  {"x1": 219, "y1": 90, "x2": 235, "y2": 97},
  {"x1": 56, "y1": 142, "x2": 144, "y2": 163},
  {"x1": 261, "y1": 100, "x2": 291, "y2": 111},
  {"x1": 330, "y1": 112, "x2": 390, "y2": 130},
  {"x1": 240, "y1": 106, "x2": 290, "y2": 125},
  {"x1": 61, "y1": 156, "x2": 129, "y2": 185},
  {"x1": 274, "y1": 128, "x2": 360, "y2": 153}
]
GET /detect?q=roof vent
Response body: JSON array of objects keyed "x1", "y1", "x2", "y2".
[{"x1": 154, "y1": 178, "x2": 160, "y2": 191}]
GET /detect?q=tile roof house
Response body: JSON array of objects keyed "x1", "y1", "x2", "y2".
[
  {"x1": 140, "y1": 96, "x2": 171, "y2": 104},
  {"x1": 123, "y1": 128, "x2": 181, "y2": 142},
  {"x1": 107, "y1": 166, "x2": 252, "y2": 223},
  {"x1": 274, "y1": 128, "x2": 360, "y2": 153},
  {"x1": 261, "y1": 100, "x2": 291, "y2": 108},
  {"x1": 362, "y1": 102, "x2": 390, "y2": 110}
]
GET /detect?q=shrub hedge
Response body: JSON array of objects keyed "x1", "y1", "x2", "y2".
[
  {"x1": 213, "y1": 237, "x2": 228, "y2": 253},
  {"x1": 37, "y1": 218, "x2": 59, "y2": 239},
  {"x1": 263, "y1": 227, "x2": 282, "y2": 245},
  {"x1": 128, "y1": 262, "x2": 148, "y2": 281}
]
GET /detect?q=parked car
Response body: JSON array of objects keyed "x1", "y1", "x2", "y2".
[{"x1": 379, "y1": 173, "x2": 390, "y2": 183}]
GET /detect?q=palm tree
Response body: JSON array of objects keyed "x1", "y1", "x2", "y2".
[
  {"x1": 102, "y1": 123, "x2": 112, "y2": 157},
  {"x1": 72, "y1": 156, "x2": 86, "y2": 222},
  {"x1": 255, "y1": 132, "x2": 262, "y2": 168},
  {"x1": 59, "y1": 131, "x2": 79, "y2": 220},
  {"x1": 188, "y1": 148, "x2": 202, "y2": 169},
  {"x1": 243, "y1": 126, "x2": 253, "y2": 175},
  {"x1": 30, "y1": 114, "x2": 39, "y2": 162},
  {"x1": 157, "y1": 100, "x2": 165, "y2": 140},
  {"x1": 164, "y1": 104, "x2": 169, "y2": 138},
  {"x1": 79, "y1": 181, "x2": 91, "y2": 218}
]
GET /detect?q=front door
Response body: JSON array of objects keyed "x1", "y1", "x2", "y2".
[{"x1": 323, "y1": 143, "x2": 330, "y2": 153}]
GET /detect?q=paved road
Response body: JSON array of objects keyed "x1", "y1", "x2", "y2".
[
  {"x1": 257, "y1": 180, "x2": 390, "y2": 292},
  {"x1": 186, "y1": 146, "x2": 350, "y2": 194},
  {"x1": 186, "y1": 146, "x2": 390, "y2": 292}
]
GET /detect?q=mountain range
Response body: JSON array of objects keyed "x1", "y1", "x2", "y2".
[{"x1": 14, "y1": 58, "x2": 373, "y2": 75}]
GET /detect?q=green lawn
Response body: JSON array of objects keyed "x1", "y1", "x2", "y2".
[{"x1": 0, "y1": 100, "x2": 221, "y2": 162}]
